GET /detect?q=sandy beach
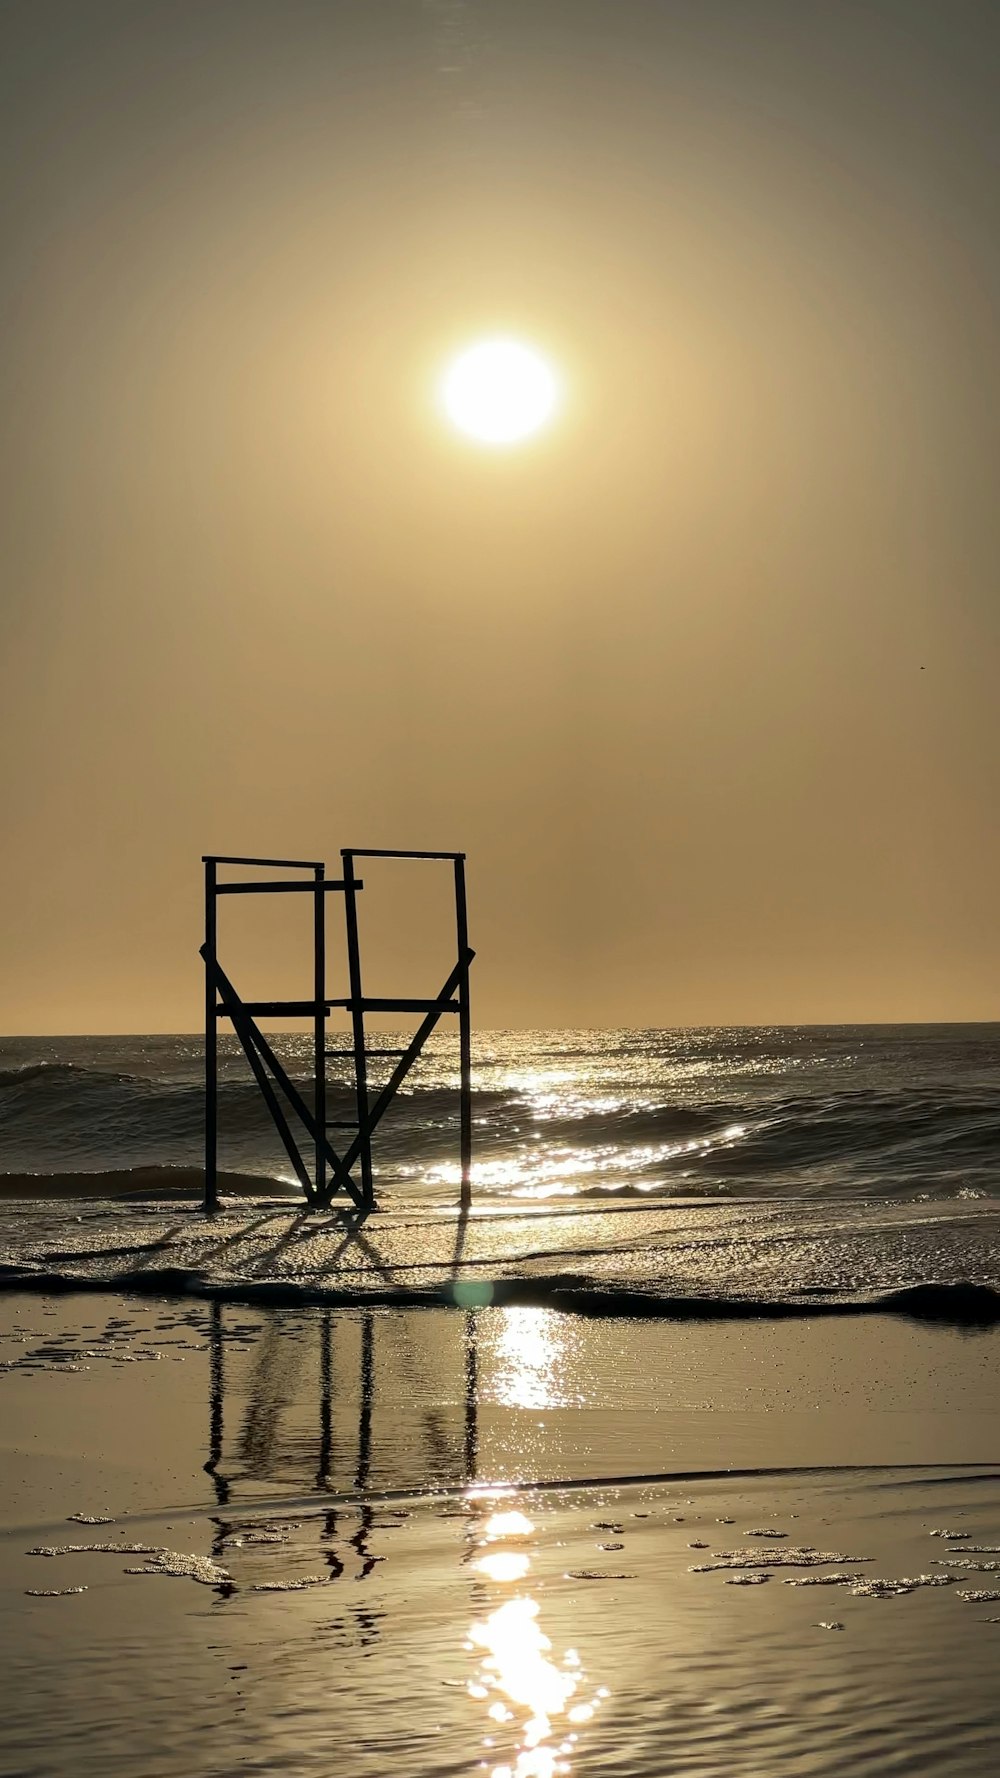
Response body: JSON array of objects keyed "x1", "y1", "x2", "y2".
[
  {"x1": 2, "y1": 1287, "x2": 999, "y2": 1777},
  {"x1": 3, "y1": 1192, "x2": 999, "y2": 1321}
]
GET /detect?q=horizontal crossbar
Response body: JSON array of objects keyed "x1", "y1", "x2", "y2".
[
  {"x1": 203, "y1": 855, "x2": 324, "y2": 869},
  {"x1": 219, "y1": 998, "x2": 460, "y2": 1019},
  {"x1": 216, "y1": 1000, "x2": 323, "y2": 1018},
  {"x1": 341, "y1": 848, "x2": 465, "y2": 862},
  {"x1": 216, "y1": 879, "x2": 362, "y2": 895}
]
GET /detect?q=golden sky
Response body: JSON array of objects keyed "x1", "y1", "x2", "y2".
[{"x1": 1, "y1": 0, "x2": 998, "y2": 1032}]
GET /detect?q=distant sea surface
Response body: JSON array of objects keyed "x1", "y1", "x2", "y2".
[{"x1": 2, "y1": 1025, "x2": 998, "y2": 1204}]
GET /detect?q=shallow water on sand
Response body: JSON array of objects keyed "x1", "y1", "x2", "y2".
[
  {"x1": 6, "y1": 1468, "x2": 1000, "y2": 1778},
  {"x1": 1, "y1": 1295, "x2": 999, "y2": 1777}
]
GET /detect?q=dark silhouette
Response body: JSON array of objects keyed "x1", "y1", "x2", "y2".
[{"x1": 201, "y1": 848, "x2": 473, "y2": 1215}]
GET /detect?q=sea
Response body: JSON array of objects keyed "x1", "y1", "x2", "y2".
[
  {"x1": 1, "y1": 1025, "x2": 999, "y2": 1316},
  {"x1": 3, "y1": 1030, "x2": 1000, "y2": 1778},
  {"x1": 2, "y1": 1024, "x2": 999, "y2": 1201}
]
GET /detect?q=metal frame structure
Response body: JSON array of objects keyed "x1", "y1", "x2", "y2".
[{"x1": 202, "y1": 848, "x2": 473, "y2": 1216}]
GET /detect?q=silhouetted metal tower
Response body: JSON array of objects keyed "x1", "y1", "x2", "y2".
[{"x1": 202, "y1": 848, "x2": 473, "y2": 1215}]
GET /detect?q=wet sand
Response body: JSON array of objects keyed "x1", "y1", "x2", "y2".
[
  {"x1": 3, "y1": 1193, "x2": 999, "y2": 1320},
  {"x1": 1, "y1": 1292, "x2": 999, "y2": 1776}
]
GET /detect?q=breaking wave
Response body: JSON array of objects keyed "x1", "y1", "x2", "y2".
[
  {"x1": 1, "y1": 1038, "x2": 996, "y2": 1209},
  {"x1": 1, "y1": 1254, "x2": 999, "y2": 1327}
]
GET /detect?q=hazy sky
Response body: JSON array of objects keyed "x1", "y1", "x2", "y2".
[{"x1": 2, "y1": 0, "x2": 998, "y2": 1032}]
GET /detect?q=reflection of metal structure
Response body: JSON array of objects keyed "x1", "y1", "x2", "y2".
[
  {"x1": 201, "y1": 848, "x2": 474, "y2": 1215},
  {"x1": 203, "y1": 1302, "x2": 479, "y2": 1508}
]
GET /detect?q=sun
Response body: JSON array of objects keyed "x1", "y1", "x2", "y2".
[{"x1": 440, "y1": 338, "x2": 560, "y2": 446}]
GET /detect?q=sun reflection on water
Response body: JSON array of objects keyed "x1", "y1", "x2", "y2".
[
  {"x1": 483, "y1": 1511, "x2": 535, "y2": 1540},
  {"x1": 423, "y1": 1123, "x2": 748, "y2": 1199},
  {"x1": 475, "y1": 1550, "x2": 532, "y2": 1583},
  {"x1": 493, "y1": 1307, "x2": 569, "y2": 1410},
  {"x1": 465, "y1": 1509, "x2": 607, "y2": 1778}
]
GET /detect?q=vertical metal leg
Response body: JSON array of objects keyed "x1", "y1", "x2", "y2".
[
  {"x1": 455, "y1": 857, "x2": 472, "y2": 1213},
  {"x1": 343, "y1": 852, "x2": 373, "y2": 1208},
  {"x1": 204, "y1": 859, "x2": 218, "y2": 1215},
  {"x1": 314, "y1": 865, "x2": 326, "y2": 1206}
]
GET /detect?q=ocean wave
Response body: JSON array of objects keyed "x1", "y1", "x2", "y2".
[
  {"x1": 0, "y1": 1062, "x2": 501, "y2": 1176},
  {"x1": 2, "y1": 1039, "x2": 999, "y2": 1202},
  {"x1": 1, "y1": 1257, "x2": 998, "y2": 1326},
  {"x1": 0, "y1": 1166, "x2": 298, "y2": 1200},
  {"x1": 0, "y1": 1061, "x2": 141, "y2": 1089}
]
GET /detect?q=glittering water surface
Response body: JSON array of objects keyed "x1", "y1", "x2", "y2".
[
  {"x1": 1, "y1": 1294, "x2": 999, "y2": 1777},
  {"x1": 3, "y1": 1025, "x2": 1000, "y2": 1201}
]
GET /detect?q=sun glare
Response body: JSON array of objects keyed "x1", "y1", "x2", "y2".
[{"x1": 440, "y1": 338, "x2": 560, "y2": 446}]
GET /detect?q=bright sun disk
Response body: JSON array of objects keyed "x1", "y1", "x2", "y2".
[{"x1": 441, "y1": 338, "x2": 559, "y2": 445}]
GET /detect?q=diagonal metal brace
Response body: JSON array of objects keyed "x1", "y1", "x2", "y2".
[
  {"x1": 230, "y1": 1006, "x2": 317, "y2": 1206},
  {"x1": 202, "y1": 949, "x2": 365, "y2": 1211},
  {"x1": 321, "y1": 948, "x2": 475, "y2": 1209}
]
